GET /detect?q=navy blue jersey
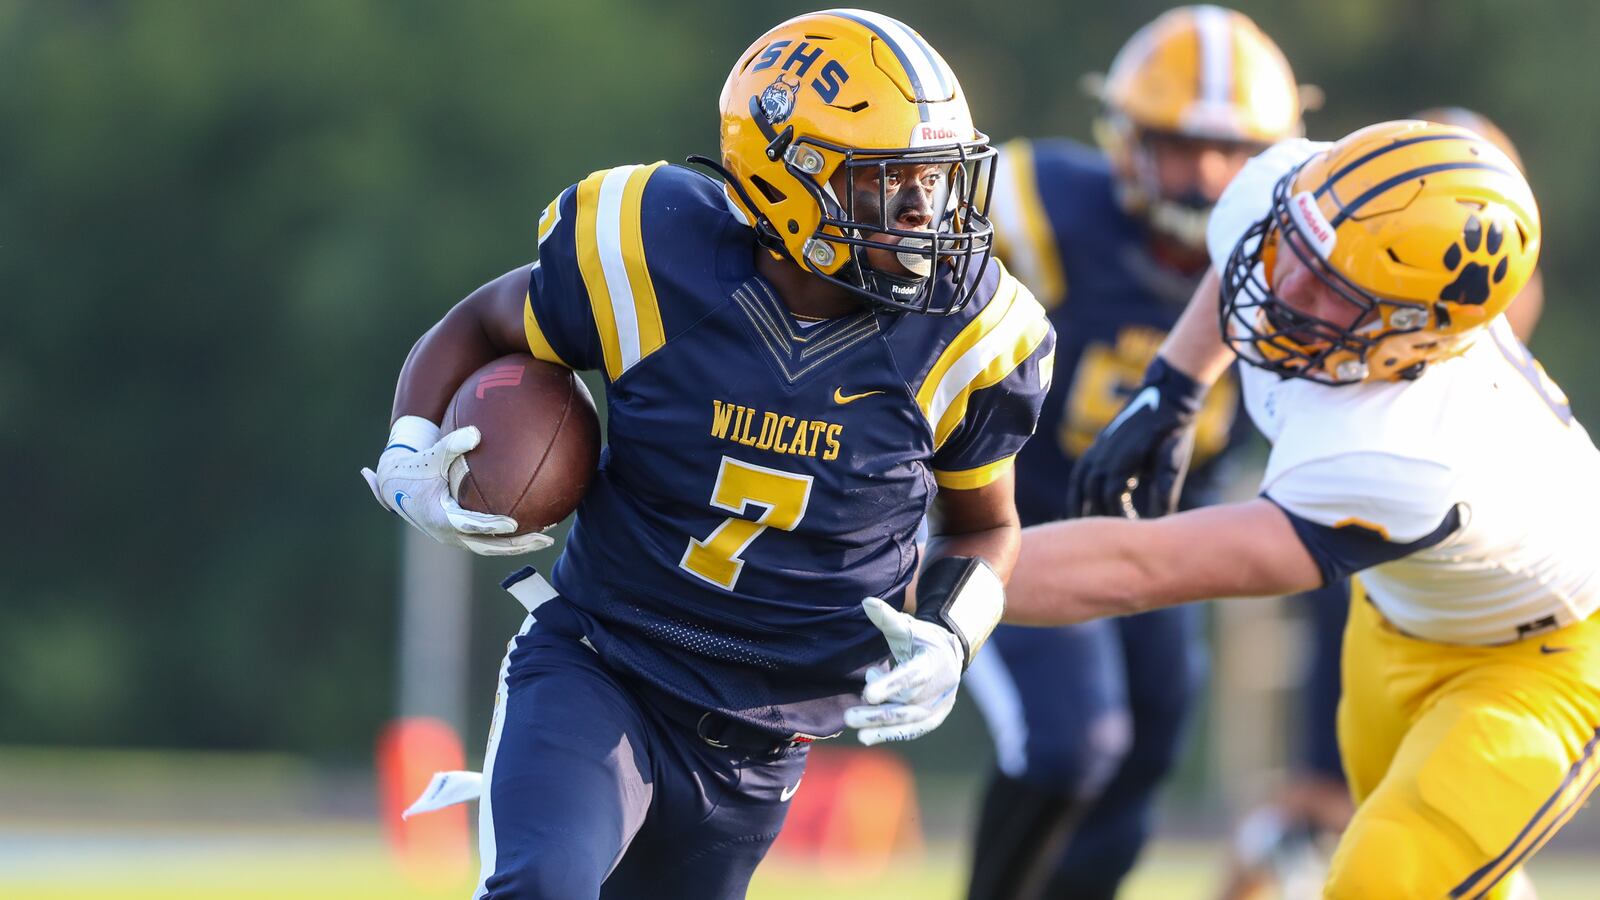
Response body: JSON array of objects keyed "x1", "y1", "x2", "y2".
[
  {"x1": 520, "y1": 162, "x2": 1054, "y2": 740},
  {"x1": 987, "y1": 138, "x2": 1246, "y2": 525}
]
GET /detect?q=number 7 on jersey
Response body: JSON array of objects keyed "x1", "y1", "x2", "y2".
[{"x1": 679, "y1": 456, "x2": 814, "y2": 590}]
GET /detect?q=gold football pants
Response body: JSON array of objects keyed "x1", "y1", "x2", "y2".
[{"x1": 1327, "y1": 584, "x2": 1600, "y2": 899}]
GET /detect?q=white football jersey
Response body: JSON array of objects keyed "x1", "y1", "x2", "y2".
[{"x1": 1209, "y1": 143, "x2": 1600, "y2": 645}]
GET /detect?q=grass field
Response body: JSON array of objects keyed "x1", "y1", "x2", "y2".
[
  {"x1": 4, "y1": 747, "x2": 1595, "y2": 898},
  {"x1": 4, "y1": 825, "x2": 1598, "y2": 899}
]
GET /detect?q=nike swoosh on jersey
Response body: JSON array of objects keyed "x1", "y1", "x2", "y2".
[
  {"x1": 780, "y1": 778, "x2": 803, "y2": 801},
  {"x1": 834, "y1": 387, "x2": 884, "y2": 405},
  {"x1": 1104, "y1": 385, "x2": 1160, "y2": 434},
  {"x1": 1540, "y1": 644, "x2": 1573, "y2": 654}
]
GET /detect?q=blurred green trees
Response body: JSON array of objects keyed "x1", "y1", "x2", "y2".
[{"x1": 4, "y1": 0, "x2": 1596, "y2": 757}]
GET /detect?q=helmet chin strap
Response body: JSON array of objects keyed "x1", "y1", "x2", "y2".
[{"x1": 860, "y1": 266, "x2": 928, "y2": 306}]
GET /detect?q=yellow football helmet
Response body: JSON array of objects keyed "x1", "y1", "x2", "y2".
[
  {"x1": 1414, "y1": 106, "x2": 1525, "y2": 171},
  {"x1": 712, "y1": 10, "x2": 996, "y2": 314},
  {"x1": 1091, "y1": 5, "x2": 1308, "y2": 248},
  {"x1": 1219, "y1": 120, "x2": 1541, "y2": 384}
]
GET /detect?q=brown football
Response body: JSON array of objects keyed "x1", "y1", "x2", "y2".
[{"x1": 440, "y1": 354, "x2": 600, "y2": 535}]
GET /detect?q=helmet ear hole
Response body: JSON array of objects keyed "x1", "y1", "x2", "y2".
[{"x1": 750, "y1": 175, "x2": 787, "y2": 204}]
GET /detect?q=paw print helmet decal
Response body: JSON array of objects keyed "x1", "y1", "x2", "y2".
[{"x1": 1219, "y1": 120, "x2": 1540, "y2": 384}]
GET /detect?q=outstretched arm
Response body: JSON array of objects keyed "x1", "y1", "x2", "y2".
[{"x1": 1003, "y1": 498, "x2": 1323, "y2": 626}]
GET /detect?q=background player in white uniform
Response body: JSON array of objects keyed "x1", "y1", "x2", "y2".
[{"x1": 986, "y1": 120, "x2": 1600, "y2": 899}]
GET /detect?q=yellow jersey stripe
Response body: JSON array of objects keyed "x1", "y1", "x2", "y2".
[
  {"x1": 933, "y1": 455, "x2": 1015, "y2": 490},
  {"x1": 523, "y1": 292, "x2": 571, "y2": 368},
  {"x1": 575, "y1": 167, "x2": 624, "y2": 379},
  {"x1": 990, "y1": 141, "x2": 1067, "y2": 308},
  {"x1": 574, "y1": 162, "x2": 668, "y2": 381},
  {"x1": 918, "y1": 271, "x2": 1052, "y2": 449}
]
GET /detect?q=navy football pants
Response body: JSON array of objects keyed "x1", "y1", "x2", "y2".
[
  {"x1": 474, "y1": 617, "x2": 807, "y2": 899},
  {"x1": 965, "y1": 605, "x2": 1205, "y2": 900}
]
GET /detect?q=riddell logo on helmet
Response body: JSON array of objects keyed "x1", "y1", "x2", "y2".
[
  {"x1": 910, "y1": 123, "x2": 967, "y2": 148},
  {"x1": 1289, "y1": 191, "x2": 1337, "y2": 256}
]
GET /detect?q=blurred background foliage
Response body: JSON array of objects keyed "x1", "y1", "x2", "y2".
[{"x1": 5, "y1": 0, "x2": 1599, "y2": 761}]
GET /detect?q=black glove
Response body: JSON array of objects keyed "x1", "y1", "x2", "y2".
[{"x1": 1065, "y1": 356, "x2": 1204, "y2": 520}]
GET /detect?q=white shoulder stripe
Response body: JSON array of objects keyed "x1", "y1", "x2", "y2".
[
  {"x1": 925, "y1": 281, "x2": 1045, "y2": 430},
  {"x1": 595, "y1": 165, "x2": 644, "y2": 372}
]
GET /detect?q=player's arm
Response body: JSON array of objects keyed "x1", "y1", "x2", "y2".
[
  {"x1": 847, "y1": 472, "x2": 1020, "y2": 746},
  {"x1": 1015, "y1": 453, "x2": 1463, "y2": 625},
  {"x1": 391, "y1": 267, "x2": 535, "y2": 423},
  {"x1": 362, "y1": 178, "x2": 605, "y2": 556},
  {"x1": 359, "y1": 266, "x2": 554, "y2": 556},
  {"x1": 924, "y1": 467, "x2": 1020, "y2": 578},
  {"x1": 1158, "y1": 269, "x2": 1235, "y2": 387},
  {"x1": 1069, "y1": 140, "x2": 1324, "y2": 519},
  {"x1": 1066, "y1": 271, "x2": 1232, "y2": 518},
  {"x1": 849, "y1": 274, "x2": 1054, "y2": 745},
  {"x1": 1004, "y1": 498, "x2": 1321, "y2": 625}
]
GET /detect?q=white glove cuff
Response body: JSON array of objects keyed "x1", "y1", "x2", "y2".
[{"x1": 386, "y1": 415, "x2": 441, "y2": 454}]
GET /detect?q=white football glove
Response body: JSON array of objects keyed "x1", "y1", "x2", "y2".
[
  {"x1": 844, "y1": 596, "x2": 963, "y2": 746},
  {"x1": 360, "y1": 416, "x2": 553, "y2": 556}
]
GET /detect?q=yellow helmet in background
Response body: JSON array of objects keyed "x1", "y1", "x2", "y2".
[
  {"x1": 1219, "y1": 120, "x2": 1541, "y2": 384},
  {"x1": 1091, "y1": 5, "x2": 1309, "y2": 248},
  {"x1": 1414, "y1": 106, "x2": 1525, "y2": 171},
  {"x1": 714, "y1": 9, "x2": 997, "y2": 314}
]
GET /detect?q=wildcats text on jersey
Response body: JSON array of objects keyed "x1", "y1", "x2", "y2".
[{"x1": 710, "y1": 399, "x2": 844, "y2": 460}]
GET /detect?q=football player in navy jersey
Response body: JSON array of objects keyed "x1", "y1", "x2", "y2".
[
  {"x1": 360, "y1": 10, "x2": 1053, "y2": 899},
  {"x1": 963, "y1": 8, "x2": 1310, "y2": 899}
]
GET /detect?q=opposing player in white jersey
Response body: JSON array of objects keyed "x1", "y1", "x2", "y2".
[
  {"x1": 995, "y1": 120, "x2": 1600, "y2": 898},
  {"x1": 1214, "y1": 105, "x2": 1552, "y2": 900}
]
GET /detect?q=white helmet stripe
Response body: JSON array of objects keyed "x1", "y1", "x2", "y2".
[
  {"x1": 1194, "y1": 5, "x2": 1233, "y2": 108},
  {"x1": 833, "y1": 9, "x2": 954, "y2": 102}
]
